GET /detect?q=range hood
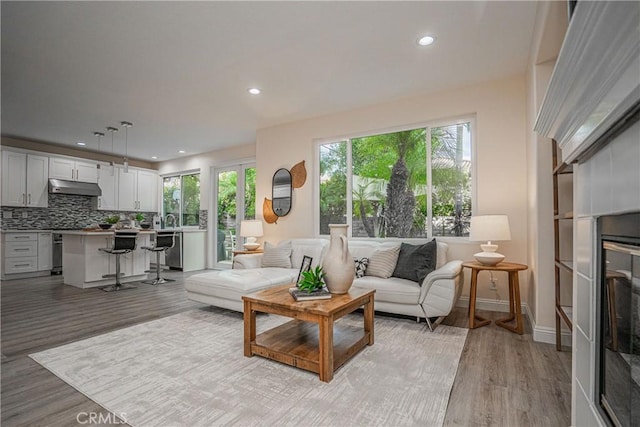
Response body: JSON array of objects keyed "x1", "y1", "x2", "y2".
[{"x1": 48, "y1": 179, "x2": 102, "y2": 196}]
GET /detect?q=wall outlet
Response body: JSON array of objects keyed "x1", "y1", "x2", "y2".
[
  {"x1": 22, "y1": 211, "x2": 28, "y2": 219},
  {"x1": 489, "y1": 278, "x2": 498, "y2": 290},
  {"x1": 2, "y1": 210, "x2": 12, "y2": 219}
]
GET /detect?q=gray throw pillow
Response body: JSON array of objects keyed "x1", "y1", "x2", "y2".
[
  {"x1": 392, "y1": 240, "x2": 438, "y2": 285},
  {"x1": 261, "y1": 242, "x2": 292, "y2": 268}
]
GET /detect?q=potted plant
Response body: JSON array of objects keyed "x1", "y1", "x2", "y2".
[
  {"x1": 297, "y1": 266, "x2": 326, "y2": 293},
  {"x1": 99, "y1": 215, "x2": 119, "y2": 229}
]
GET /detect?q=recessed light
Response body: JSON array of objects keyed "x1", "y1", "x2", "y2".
[
  {"x1": 178, "y1": 150, "x2": 186, "y2": 154},
  {"x1": 76, "y1": 141, "x2": 86, "y2": 146},
  {"x1": 417, "y1": 35, "x2": 436, "y2": 46},
  {"x1": 248, "y1": 88, "x2": 261, "y2": 95},
  {"x1": 151, "y1": 156, "x2": 158, "y2": 160}
]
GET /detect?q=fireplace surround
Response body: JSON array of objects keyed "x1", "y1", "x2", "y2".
[{"x1": 596, "y1": 213, "x2": 640, "y2": 426}]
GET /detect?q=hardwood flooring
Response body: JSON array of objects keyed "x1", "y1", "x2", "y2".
[{"x1": 1, "y1": 273, "x2": 571, "y2": 426}]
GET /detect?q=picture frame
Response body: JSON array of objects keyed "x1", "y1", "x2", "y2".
[{"x1": 296, "y1": 255, "x2": 313, "y2": 285}]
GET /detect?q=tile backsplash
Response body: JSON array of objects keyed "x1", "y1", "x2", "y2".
[{"x1": 1, "y1": 194, "x2": 157, "y2": 230}]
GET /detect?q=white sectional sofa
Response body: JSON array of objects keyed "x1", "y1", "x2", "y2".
[{"x1": 185, "y1": 238, "x2": 463, "y2": 330}]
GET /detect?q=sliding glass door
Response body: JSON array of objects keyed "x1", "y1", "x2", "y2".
[{"x1": 213, "y1": 163, "x2": 255, "y2": 268}]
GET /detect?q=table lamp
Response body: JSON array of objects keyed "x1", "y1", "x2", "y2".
[
  {"x1": 240, "y1": 220, "x2": 264, "y2": 251},
  {"x1": 469, "y1": 215, "x2": 511, "y2": 266}
]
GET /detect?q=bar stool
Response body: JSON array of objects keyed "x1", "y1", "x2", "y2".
[
  {"x1": 141, "y1": 230, "x2": 176, "y2": 285},
  {"x1": 99, "y1": 230, "x2": 139, "y2": 292}
]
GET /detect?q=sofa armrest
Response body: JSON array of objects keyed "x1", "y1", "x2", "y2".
[
  {"x1": 418, "y1": 260, "x2": 463, "y2": 303},
  {"x1": 232, "y1": 253, "x2": 263, "y2": 269}
]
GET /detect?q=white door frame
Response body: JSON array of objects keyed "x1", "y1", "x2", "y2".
[{"x1": 209, "y1": 161, "x2": 256, "y2": 269}]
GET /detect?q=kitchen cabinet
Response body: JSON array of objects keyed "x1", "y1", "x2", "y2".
[
  {"x1": 59, "y1": 231, "x2": 151, "y2": 288},
  {"x1": 97, "y1": 164, "x2": 118, "y2": 210},
  {"x1": 1, "y1": 150, "x2": 49, "y2": 207},
  {"x1": 49, "y1": 156, "x2": 98, "y2": 183},
  {"x1": 37, "y1": 232, "x2": 52, "y2": 271},
  {"x1": 1, "y1": 231, "x2": 53, "y2": 279},
  {"x1": 118, "y1": 167, "x2": 158, "y2": 212}
]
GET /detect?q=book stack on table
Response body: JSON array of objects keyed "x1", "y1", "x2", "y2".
[{"x1": 288, "y1": 287, "x2": 332, "y2": 301}]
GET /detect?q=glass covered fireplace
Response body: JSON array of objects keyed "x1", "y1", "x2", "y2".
[{"x1": 597, "y1": 213, "x2": 640, "y2": 427}]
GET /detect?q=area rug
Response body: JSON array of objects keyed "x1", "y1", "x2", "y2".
[{"x1": 30, "y1": 309, "x2": 467, "y2": 427}]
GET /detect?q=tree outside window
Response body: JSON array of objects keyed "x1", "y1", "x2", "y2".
[
  {"x1": 318, "y1": 120, "x2": 472, "y2": 238},
  {"x1": 162, "y1": 173, "x2": 200, "y2": 227}
]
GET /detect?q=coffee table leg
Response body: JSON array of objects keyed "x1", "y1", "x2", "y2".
[
  {"x1": 243, "y1": 300, "x2": 256, "y2": 357},
  {"x1": 319, "y1": 316, "x2": 334, "y2": 382},
  {"x1": 364, "y1": 295, "x2": 374, "y2": 345}
]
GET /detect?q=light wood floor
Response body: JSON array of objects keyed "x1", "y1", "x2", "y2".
[{"x1": 1, "y1": 273, "x2": 572, "y2": 426}]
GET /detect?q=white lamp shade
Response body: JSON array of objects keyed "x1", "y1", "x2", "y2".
[
  {"x1": 240, "y1": 220, "x2": 264, "y2": 238},
  {"x1": 469, "y1": 215, "x2": 511, "y2": 242}
]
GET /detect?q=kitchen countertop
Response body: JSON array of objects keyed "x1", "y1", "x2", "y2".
[
  {"x1": 2, "y1": 229, "x2": 54, "y2": 233},
  {"x1": 158, "y1": 228, "x2": 207, "y2": 233},
  {"x1": 57, "y1": 230, "x2": 157, "y2": 235}
]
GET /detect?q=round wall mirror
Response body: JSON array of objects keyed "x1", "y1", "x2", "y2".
[{"x1": 272, "y1": 168, "x2": 292, "y2": 217}]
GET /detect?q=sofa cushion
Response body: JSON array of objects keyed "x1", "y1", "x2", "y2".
[
  {"x1": 262, "y1": 241, "x2": 292, "y2": 268},
  {"x1": 365, "y1": 244, "x2": 400, "y2": 278},
  {"x1": 352, "y1": 276, "x2": 420, "y2": 305},
  {"x1": 185, "y1": 268, "x2": 298, "y2": 301},
  {"x1": 392, "y1": 240, "x2": 437, "y2": 285}
]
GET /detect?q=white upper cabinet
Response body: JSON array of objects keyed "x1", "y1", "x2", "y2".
[
  {"x1": 117, "y1": 167, "x2": 157, "y2": 211},
  {"x1": 49, "y1": 156, "x2": 98, "y2": 183},
  {"x1": 97, "y1": 164, "x2": 118, "y2": 211},
  {"x1": 1, "y1": 150, "x2": 49, "y2": 207},
  {"x1": 136, "y1": 169, "x2": 157, "y2": 212}
]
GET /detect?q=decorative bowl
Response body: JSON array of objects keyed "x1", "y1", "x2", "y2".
[
  {"x1": 473, "y1": 251, "x2": 505, "y2": 266},
  {"x1": 139, "y1": 222, "x2": 151, "y2": 229},
  {"x1": 98, "y1": 223, "x2": 112, "y2": 230},
  {"x1": 243, "y1": 242, "x2": 261, "y2": 251}
]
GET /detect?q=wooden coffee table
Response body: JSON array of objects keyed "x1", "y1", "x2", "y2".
[{"x1": 242, "y1": 284, "x2": 375, "y2": 382}]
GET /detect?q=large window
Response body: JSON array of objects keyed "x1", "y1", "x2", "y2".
[
  {"x1": 162, "y1": 172, "x2": 200, "y2": 227},
  {"x1": 318, "y1": 120, "x2": 473, "y2": 238}
]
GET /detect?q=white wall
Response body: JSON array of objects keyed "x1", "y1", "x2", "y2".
[
  {"x1": 156, "y1": 143, "x2": 255, "y2": 208},
  {"x1": 525, "y1": 0, "x2": 568, "y2": 338},
  {"x1": 256, "y1": 75, "x2": 528, "y2": 301}
]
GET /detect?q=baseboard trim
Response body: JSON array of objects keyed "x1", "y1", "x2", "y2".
[
  {"x1": 456, "y1": 296, "x2": 572, "y2": 347},
  {"x1": 456, "y1": 295, "x2": 518, "y2": 313}
]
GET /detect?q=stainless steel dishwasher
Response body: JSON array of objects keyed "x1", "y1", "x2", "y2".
[{"x1": 165, "y1": 231, "x2": 183, "y2": 270}]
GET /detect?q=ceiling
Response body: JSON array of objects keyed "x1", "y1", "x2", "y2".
[{"x1": 1, "y1": 1, "x2": 538, "y2": 162}]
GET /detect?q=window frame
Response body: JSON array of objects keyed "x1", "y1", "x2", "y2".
[
  {"x1": 313, "y1": 116, "x2": 476, "y2": 240},
  {"x1": 161, "y1": 169, "x2": 201, "y2": 229}
]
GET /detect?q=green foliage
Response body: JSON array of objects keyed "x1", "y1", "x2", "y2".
[
  {"x1": 104, "y1": 215, "x2": 119, "y2": 224},
  {"x1": 297, "y1": 266, "x2": 325, "y2": 293},
  {"x1": 134, "y1": 213, "x2": 145, "y2": 222},
  {"x1": 163, "y1": 174, "x2": 200, "y2": 227},
  {"x1": 318, "y1": 122, "x2": 472, "y2": 238}
]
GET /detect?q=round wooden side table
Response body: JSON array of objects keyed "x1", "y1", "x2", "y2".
[{"x1": 462, "y1": 261, "x2": 528, "y2": 335}]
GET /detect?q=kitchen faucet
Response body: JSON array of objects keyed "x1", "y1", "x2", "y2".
[{"x1": 165, "y1": 214, "x2": 177, "y2": 229}]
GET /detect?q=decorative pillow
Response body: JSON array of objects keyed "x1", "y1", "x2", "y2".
[
  {"x1": 392, "y1": 240, "x2": 438, "y2": 285},
  {"x1": 354, "y1": 257, "x2": 369, "y2": 278},
  {"x1": 261, "y1": 242, "x2": 292, "y2": 268},
  {"x1": 365, "y1": 245, "x2": 400, "y2": 278}
]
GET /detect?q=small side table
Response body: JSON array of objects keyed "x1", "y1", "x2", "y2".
[{"x1": 462, "y1": 261, "x2": 528, "y2": 335}]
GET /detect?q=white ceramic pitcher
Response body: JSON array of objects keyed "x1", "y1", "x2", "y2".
[{"x1": 322, "y1": 224, "x2": 354, "y2": 294}]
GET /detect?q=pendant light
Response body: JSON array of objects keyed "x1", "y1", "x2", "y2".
[
  {"x1": 93, "y1": 131, "x2": 105, "y2": 150},
  {"x1": 94, "y1": 131, "x2": 105, "y2": 178},
  {"x1": 120, "y1": 121, "x2": 132, "y2": 173},
  {"x1": 107, "y1": 126, "x2": 118, "y2": 176}
]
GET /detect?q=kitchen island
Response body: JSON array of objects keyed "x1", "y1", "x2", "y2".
[{"x1": 59, "y1": 230, "x2": 154, "y2": 288}]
